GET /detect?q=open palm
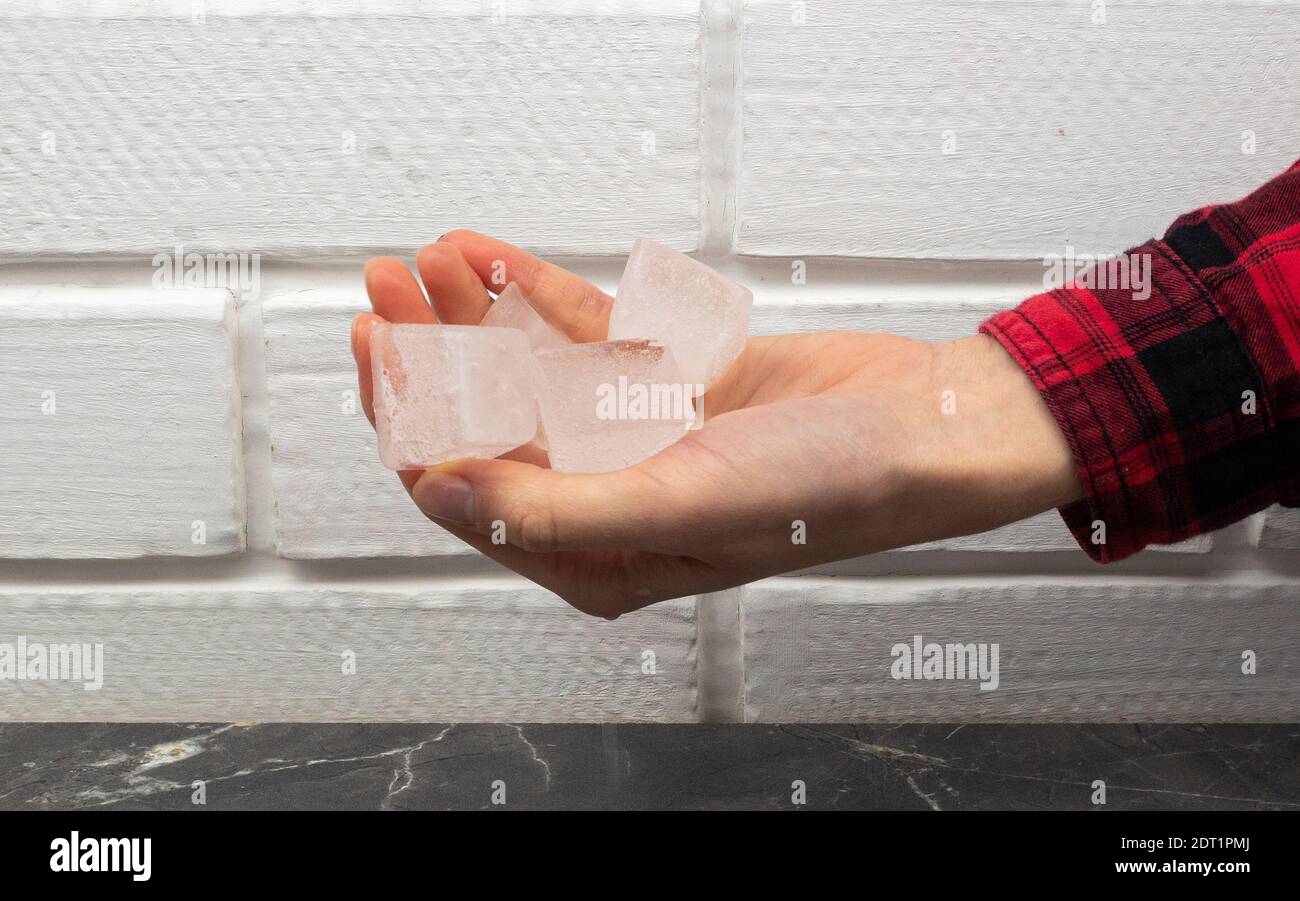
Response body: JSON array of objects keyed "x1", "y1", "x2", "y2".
[{"x1": 352, "y1": 231, "x2": 1079, "y2": 617}]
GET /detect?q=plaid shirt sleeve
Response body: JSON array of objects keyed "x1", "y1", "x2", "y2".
[{"x1": 981, "y1": 158, "x2": 1300, "y2": 563}]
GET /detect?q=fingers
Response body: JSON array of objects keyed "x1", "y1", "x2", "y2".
[
  {"x1": 358, "y1": 256, "x2": 436, "y2": 433},
  {"x1": 401, "y1": 465, "x2": 730, "y2": 617},
  {"x1": 408, "y1": 457, "x2": 696, "y2": 556},
  {"x1": 416, "y1": 241, "x2": 493, "y2": 325},
  {"x1": 350, "y1": 312, "x2": 386, "y2": 426},
  {"x1": 364, "y1": 257, "x2": 436, "y2": 324},
  {"x1": 440, "y1": 229, "x2": 612, "y2": 343}
]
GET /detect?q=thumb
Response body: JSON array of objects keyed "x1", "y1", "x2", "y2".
[{"x1": 409, "y1": 458, "x2": 691, "y2": 554}]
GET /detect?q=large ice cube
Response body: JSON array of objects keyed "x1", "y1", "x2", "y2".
[
  {"x1": 478, "y1": 283, "x2": 571, "y2": 451},
  {"x1": 607, "y1": 239, "x2": 752, "y2": 391},
  {"x1": 534, "y1": 340, "x2": 693, "y2": 474},
  {"x1": 479, "y1": 283, "x2": 569, "y2": 351},
  {"x1": 371, "y1": 323, "x2": 537, "y2": 470}
]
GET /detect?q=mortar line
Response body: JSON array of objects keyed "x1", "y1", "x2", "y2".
[
  {"x1": 698, "y1": 0, "x2": 743, "y2": 260},
  {"x1": 234, "y1": 289, "x2": 277, "y2": 553},
  {"x1": 690, "y1": 0, "x2": 746, "y2": 722},
  {"x1": 696, "y1": 589, "x2": 745, "y2": 723}
]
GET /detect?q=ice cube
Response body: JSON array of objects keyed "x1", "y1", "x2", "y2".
[
  {"x1": 371, "y1": 323, "x2": 537, "y2": 470},
  {"x1": 607, "y1": 239, "x2": 752, "y2": 391},
  {"x1": 534, "y1": 340, "x2": 693, "y2": 474},
  {"x1": 479, "y1": 282, "x2": 569, "y2": 351},
  {"x1": 478, "y1": 282, "x2": 571, "y2": 451}
]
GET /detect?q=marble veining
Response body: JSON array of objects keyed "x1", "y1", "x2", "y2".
[{"x1": 1, "y1": 723, "x2": 1297, "y2": 811}]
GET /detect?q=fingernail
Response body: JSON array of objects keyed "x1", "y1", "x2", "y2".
[{"x1": 414, "y1": 474, "x2": 476, "y2": 524}]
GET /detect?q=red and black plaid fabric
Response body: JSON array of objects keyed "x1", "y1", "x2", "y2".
[{"x1": 982, "y1": 159, "x2": 1300, "y2": 562}]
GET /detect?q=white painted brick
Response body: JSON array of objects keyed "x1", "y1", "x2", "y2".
[
  {"x1": 0, "y1": 286, "x2": 243, "y2": 558},
  {"x1": 1261, "y1": 505, "x2": 1300, "y2": 549},
  {"x1": 742, "y1": 577, "x2": 1297, "y2": 721},
  {"x1": 0, "y1": 581, "x2": 697, "y2": 721},
  {"x1": 739, "y1": 0, "x2": 1300, "y2": 257},
  {"x1": 263, "y1": 290, "x2": 474, "y2": 557},
  {"x1": 0, "y1": 1, "x2": 700, "y2": 255}
]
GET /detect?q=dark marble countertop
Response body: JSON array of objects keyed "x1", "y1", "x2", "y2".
[{"x1": 2, "y1": 723, "x2": 1297, "y2": 811}]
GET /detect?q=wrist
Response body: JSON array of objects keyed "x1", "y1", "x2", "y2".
[{"x1": 924, "y1": 334, "x2": 1083, "y2": 527}]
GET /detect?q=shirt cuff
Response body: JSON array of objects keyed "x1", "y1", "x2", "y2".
[{"x1": 980, "y1": 240, "x2": 1277, "y2": 562}]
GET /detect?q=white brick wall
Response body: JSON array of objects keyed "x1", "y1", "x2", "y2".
[
  {"x1": 0, "y1": 287, "x2": 244, "y2": 558},
  {"x1": 739, "y1": 0, "x2": 1300, "y2": 257},
  {"x1": 0, "y1": 1, "x2": 701, "y2": 254},
  {"x1": 262, "y1": 291, "x2": 475, "y2": 558},
  {"x1": 0, "y1": 581, "x2": 697, "y2": 721},
  {"x1": 1, "y1": 1, "x2": 1297, "y2": 721},
  {"x1": 1262, "y1": 506, "x2": 1300, "y2": 549},
  {"x1": 741, "y1": 578, "x2": 1298, "y2": 722}
]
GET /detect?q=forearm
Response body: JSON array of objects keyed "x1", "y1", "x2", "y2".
[{"x1": 891, "y1": 334, "x2": 1084, "y2": 548}]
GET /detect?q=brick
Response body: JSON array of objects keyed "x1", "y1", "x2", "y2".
[
  {"x1": 0, "y1": 1, "x2": 700, "y2": 255},
  {"x1": 742, "y1": 577, "x2": 1296, "y2": 721},
  {"x1": 0, "y1": 581, "x2": 698, "y2": 721},
  {"x1": 739, "y1": 0, "x2": 1300, "y2": 257},
  {"x1": 0, "y1": 286, "x2": 243, "y2": 557}
]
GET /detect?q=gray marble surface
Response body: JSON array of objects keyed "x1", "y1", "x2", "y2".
[{"x1": 1, "y1": 723, "x2": 1297, "y2": 810}]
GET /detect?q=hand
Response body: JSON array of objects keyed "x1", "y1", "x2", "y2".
[{"x1": 352, "y1": 231, "x2": 1083, "y2": 618}]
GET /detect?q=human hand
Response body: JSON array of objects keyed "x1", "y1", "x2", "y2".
[{"x1": 351, "y1": 232, "x2": 1082, "y2": 618}]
